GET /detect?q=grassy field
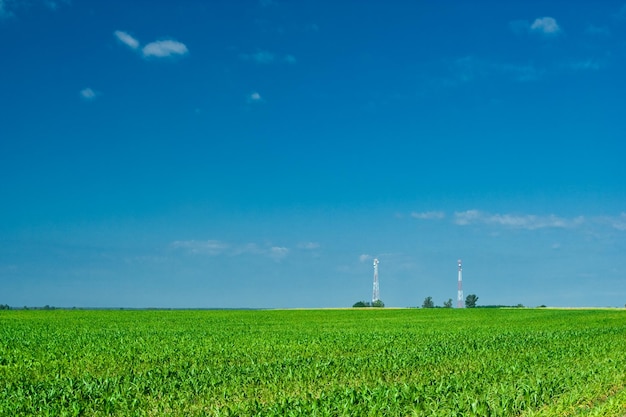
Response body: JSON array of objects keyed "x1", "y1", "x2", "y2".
[{"x1": 1, "y1": 308, "x2": 625, "y2": 416}]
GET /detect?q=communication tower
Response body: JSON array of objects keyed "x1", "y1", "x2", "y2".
[
  {"x1": 372, "y1": 258, "x2": 380, "y2": 303},
  {"x1": 457, "y1": 259, "x2": 463, "y2": 308}
]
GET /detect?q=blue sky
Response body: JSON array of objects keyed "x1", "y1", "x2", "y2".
[{"x1": 1, "y1": 0, "x2": 625, "y2": 308}]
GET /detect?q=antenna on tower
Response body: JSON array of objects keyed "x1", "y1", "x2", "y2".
[
  {"x1": 457, "y1": 259, "x2": 464, "y2": 308},
  {"x1": 372, "y1": 258, "x2": 380, "y2": 304}
]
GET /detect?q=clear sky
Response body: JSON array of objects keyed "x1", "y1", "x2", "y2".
[{"x1": 1, "y1": 0, "x2": 625, "y2": 308}]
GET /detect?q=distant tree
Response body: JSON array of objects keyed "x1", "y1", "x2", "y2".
[
  {"x1": 422, "y1": 296, "x2": 435, "y2": 309},
  {"x1": 443, "y1": 299, "x2": 453, "y2": 308},
  {"x1": 0, "y1": 304, "x2": 10, "y2": 310},
  {"x1": 465, "y1": 294, "x2": 479, "y2": 308},
  {"x1": 372, "y1": 299, "x2": 385, "y2": 308},
  {"x1": 352, "y1": 301, "x2": 369, "y2": 308}
]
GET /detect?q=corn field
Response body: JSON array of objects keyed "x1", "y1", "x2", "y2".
[{"x1": 1, "y1": 308, "x2": 625, "y2": 416}]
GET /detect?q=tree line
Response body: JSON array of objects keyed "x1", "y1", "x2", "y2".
[
  {"x1": 352, "y1": 294, "x2": 480, "y2": 309},
  {"x1": 421, "y1": 294, "x2": 479, "y2": 308},
  {"x1": 352, "y1": 300, "x2": 385, "y2": 308}
]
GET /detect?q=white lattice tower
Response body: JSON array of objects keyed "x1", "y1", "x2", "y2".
[
  {"x1": 372, "y1": 258, "x2": 380, "y2": 303},
  {"x1": 457, "y1": 259, "x2": 463, "y2": 308}
]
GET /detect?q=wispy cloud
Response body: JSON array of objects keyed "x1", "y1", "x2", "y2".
[
  {"x1": 611, "y1": 213, "x2": 626, "y2": 231},
  {"x1": 79, "y1": 87, "x2": 98, "y2": 100},
  {"x1": 510, "y1": 17, "x2": 562, "y2": 36},
  {"x1": 171, "y1": 240, "x2": 230, "y2": 255},
  {"x1": 248, "y1": 91, "x2": 263, "y2": 103},
  {"x1": 411, "y1": 211, "x2": 445, "y2": 220},
  {"x1": 596, "y1": 213, "x2": 626, "y2": 231},
  {"x1": 568, "y1": 59, "x2": 603, "y2": 71},
  {"x1": 172, "y1": 240, "x2": 291, "y2": 261},
  {"x1": 298, "y1": 242, "x2": 320, "y2": 250},
  {"x1": 449, "y1": 56, "x2": 542, "y2": 84},
  {"x1": 411, "y1": 210, "x2": 625, "y2": 233},
  {"x1": 269, "y1": 246, "x2": 289, "y2": 261},
  {"x1": 234, "y1": 243, "x2": 289, "y2": 261},
  {"x1": 454, "y1": 210, "x2": 584, "y2": 230},
  {"x1": 284, "y1": 54, "x2": 296, "y2": 64},
  {"x1": 114, "y1": 30, "x2": 140, "y2": 50},
  {"x1": 447, "y1": 51, "x2": 604, "y2": 86},
  {"x1": 359, "y1": 254, "x2": 371, "y2": 263},
  {"x1": 142, "y1": 40, "x2": 188, "y2": 58},
  {"x1": 240, "y1": 50, "x2": 274, "y2": 64},
  {"x1": 114, "y1": 31, "x2": 188, "y2": 59},
  {"x1": 615, "y1": 4, "x2": 626, "y2": 20},
  {"x1": 530, "y1": 17, "x2": 562, "y2": 35}
]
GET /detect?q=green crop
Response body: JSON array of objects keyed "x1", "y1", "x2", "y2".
[{"x1": 0, "y1": 308, "x2": 625, "y2": 416}]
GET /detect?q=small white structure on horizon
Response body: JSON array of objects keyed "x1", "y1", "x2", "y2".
[
  {"x1": 372, "y1": 258, "x2": 380, "y2": 303},
  {"x1": 457, "y1": 259, "x2": 464, "y2": 308}
]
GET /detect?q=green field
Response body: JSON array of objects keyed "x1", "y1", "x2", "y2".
[{"x1": 1, "y1": 309, "x2": 625, "y2": 416}]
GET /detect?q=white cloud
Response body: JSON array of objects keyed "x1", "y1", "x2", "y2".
[
  {"x1": 240, "y1": 50, "x2": 275, "y2": 64},
  {"x1": 232, "y1": 243, "x2": 263, "y2": 256},
  {"x1": 142, "y1": 40, "x2": 188, "y2": 58},
  {"x1": 234, "y1": 243, "x2": 289, "y2": 260},
  {"x1": 454, "y1": 210, "x2": 482, "y2": 226},
  {"x1": 269, "y1": 246, "x2": 289, "y2": 261},
  {"x1": 359, "y1": 254, "x2": 371, "y2": 263},
  {"x1": 454, "y1": 210, "x2": 584, "y2": 230},
  {"x1": 298, "y1": 242, "x2": 320, "y2": 250},
  {"x1": 530, "y1": 17, "x2": 561, "y2": 35},
  {"x1": 284, "y1": 54, "x2": 296, "y2": 64},
  {"x1": 79, "y1": 87, "x2": 98, "y2": 100},
  {"x1": 171, "y1": 240, "x2": 229, "y2": 255},
  {"x1": 114, "y1": 30, "x2": 140, "y2": 50},
  {"x1": 600, "y1": 213, "x2": 626, "y2": 231},
  {"x1": 173, "y1": 239, "x2": 292, "y2": 261},
  {"x1": 248, "y1": 92, "x2": 263, "y2": 103},
  {"x1": 613, "y1": 214, "x2": 626, "y2": 231},
  {"x1": 411, "y1": 211, "x2": 445, "y2": 220},
  {"x1": 569, "y1": 60, "x2": 603, "y2": 71},
  {"x1": 450, "y1": 56, "x2": 542, "y2": 84},
  {"x1": 114, "y1": 31, "x2": 188, "y2": 60}
]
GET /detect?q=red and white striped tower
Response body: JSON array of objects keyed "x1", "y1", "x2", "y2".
[{"x1": 457, "y1": 259, "x2": 463, "y2": 308}]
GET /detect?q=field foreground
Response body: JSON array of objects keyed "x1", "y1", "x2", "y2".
[{"x1": 1, "y1": 309, "x2": 625, "y2": 416}]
